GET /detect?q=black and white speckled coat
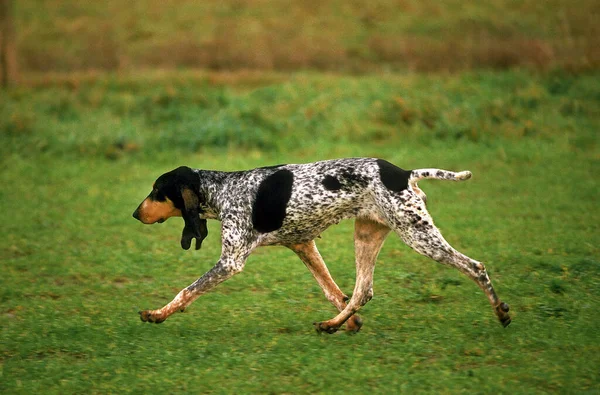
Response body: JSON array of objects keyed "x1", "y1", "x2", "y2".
[{"x1": 133, "y1": 158, "x2": 511, "y2": 333}]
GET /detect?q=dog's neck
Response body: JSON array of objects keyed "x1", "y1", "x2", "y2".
[{"x1": 195, "y1": 170, "x2": 230, "y2": 220}]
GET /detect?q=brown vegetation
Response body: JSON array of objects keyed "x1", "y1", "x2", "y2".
[{"x1": 13, "y1": 0, "x2": 600, "y2": 73}]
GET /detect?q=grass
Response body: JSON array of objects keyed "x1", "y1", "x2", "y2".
[
  {"x1": 13, "y1": 0, "x2": 600, "y2": 73},
  {"x1": 1, "y1": 70, "x2": 599, "y2": 393}
]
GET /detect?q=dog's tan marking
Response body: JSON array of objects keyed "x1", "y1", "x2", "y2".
[
  {"x1": 288, "y1": 241, "x2": 363, "y2": 332},
  {"x1": 314, "y1": 218, "x2": 390, "y2": 333},
  {"x1": 139, "y1": 288, "x2": 193, "y2": 323},
  {"x1": 136, "y1": 197, "x2": 181, "y2": 224}
]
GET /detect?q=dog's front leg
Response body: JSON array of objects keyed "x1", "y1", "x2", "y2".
[
  {"x1": 139, "y1": 257, "x2": 246, "y2": 323},
  {"x1": 139, "y1": 224, "x2": 254, "y2": 324}
]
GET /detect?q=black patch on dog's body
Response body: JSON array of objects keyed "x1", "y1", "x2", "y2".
[
  {"x1": 322, "y1": 175, "x2": 342, "y2": 191},
  {"x1": 340, "y1": 168, "x2": 370, "y2": 188},
  {"x1": 252, "y1": 169, "x2": 294, "y2": 233},
  {"x1": 376, "y1": 159, "x2": 411, "y2": 192}
]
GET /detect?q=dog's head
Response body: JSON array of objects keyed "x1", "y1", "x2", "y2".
[{"x1": 132, "y1": 166, "x2": 208, "y2": 250}]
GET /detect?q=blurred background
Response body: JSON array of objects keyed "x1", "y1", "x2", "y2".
[
  {"x1": 1, "y1": 0, "x2": 599, "y2": 156},
  {"x1": 3, "y1": 0, "x2": 599, "y2": 78}
]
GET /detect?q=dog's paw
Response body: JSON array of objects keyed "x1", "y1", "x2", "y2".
[
  {"x1": 139, "y1": 309, "x2": 166, "y2": 324},
  {"x1": 313, "y1": 321, "x2": 339, "y2": 334},
  {"x1": 496, "y1": 302, "x2": 511, "y2": 328},
  {"x1": 345, "y1": 315, "x2": 363, "y2": 333}
]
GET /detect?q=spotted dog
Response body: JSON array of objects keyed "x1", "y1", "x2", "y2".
[{"x1": 133, "y1": 158, "x2": 511, "y2": 333}]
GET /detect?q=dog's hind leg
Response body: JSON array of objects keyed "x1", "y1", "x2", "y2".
[
  {"x1": 390, "y1": 196, "x2": 511, "y2": 327},
  {"x1": 313, "y1": 218, "x2": 391, "y2": 334},
  {"x1": 288, "y1": 241, "x2": 363, "y2": 332}
]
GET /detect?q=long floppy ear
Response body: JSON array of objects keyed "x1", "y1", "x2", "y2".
[{"x1": 180, "y1": 187, "x2": 208, "y2": 251}]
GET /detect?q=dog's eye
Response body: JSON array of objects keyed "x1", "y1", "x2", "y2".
[
  {"x1": 154, "y1": 190, "x2": 167, "y2": 202},
  {"x1": 150, "y1": 187, "x2": 164, "y2": 201}
]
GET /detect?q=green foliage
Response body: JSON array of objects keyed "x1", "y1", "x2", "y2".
[
  {"x1": 1, "y1": 71, "x2": 599, "y2": 393},
  {"x1": 2, "y1": 70, "x2": 599, "y2": 159}
]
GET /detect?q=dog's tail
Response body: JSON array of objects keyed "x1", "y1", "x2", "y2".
[{"x1": 409, "y1": 168, "x2": 472, "y2": 185}]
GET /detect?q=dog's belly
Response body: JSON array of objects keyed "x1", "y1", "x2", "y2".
[
  {"x1": 257, "y1": 194, "x2": 381, "y2": 246},
  {"x1": 269, "y1": 213, "x2": 352, "y2": 245}
]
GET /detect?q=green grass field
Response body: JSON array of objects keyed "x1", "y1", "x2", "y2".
[{"x1": 1, "y1": 70, "x2": 599, "y2": 393}]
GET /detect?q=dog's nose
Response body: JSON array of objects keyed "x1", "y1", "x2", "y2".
[{"x1": 132, "y1": 207, "x2": 140, "y2": 220}]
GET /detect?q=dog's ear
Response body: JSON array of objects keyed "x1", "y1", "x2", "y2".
[{"x1": 180, "y1": 187, "x2": 208, "y2": 250}]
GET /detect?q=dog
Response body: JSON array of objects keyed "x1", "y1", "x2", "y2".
[{"x1": 133, "y1": 158, "x2": 510, "y2": 333}]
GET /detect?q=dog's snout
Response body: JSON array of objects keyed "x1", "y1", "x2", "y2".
[{"x1": 132, "y1": 207, "x2": 141, "y2": 220}]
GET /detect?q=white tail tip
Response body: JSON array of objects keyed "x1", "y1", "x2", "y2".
[{"x1": 457, "y1": 171, "x2": 472, "y2": 180}]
